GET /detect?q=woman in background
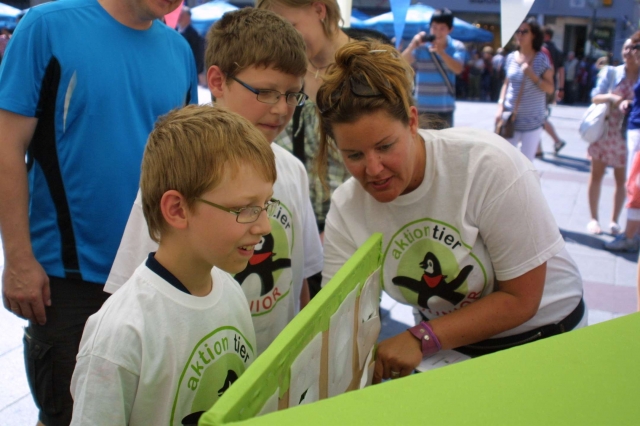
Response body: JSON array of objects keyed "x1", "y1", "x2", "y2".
[
  {"x1": 495, "y1": 17, "x2": 554, "y2": 161},
  {"x1": 587, "y1": 37, "x2": 638, "y2": 238}
]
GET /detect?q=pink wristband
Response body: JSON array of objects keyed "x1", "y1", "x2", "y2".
[{"x1": 408, "y1": 321, "x2": 441, "y2": 357}]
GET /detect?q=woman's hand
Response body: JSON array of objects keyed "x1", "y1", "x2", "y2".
[
  {"x1": 372, "y1": 331, "x2": 422, "y2": 384},
  {"x1": 620, "y1": 99, "x2": 632, "y2": 113},
  {"x1": 495, "y1": 104, "x2": 504, "y2": 125},
  {"x1": 609, "y1": 93, "x2": 624, "y2": 108}
]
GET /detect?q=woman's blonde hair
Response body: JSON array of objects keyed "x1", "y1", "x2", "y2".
[
  {"x1": 256, "y1": 0, "x2": 343, "y2": 37},
  {"x1": 141, "y1": 105, "x2": 276, "y2": 242},
  {"x1": 315, "y1": 40, "x2": 415, "y2": 187}
]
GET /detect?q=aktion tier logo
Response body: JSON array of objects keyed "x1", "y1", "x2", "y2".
[
  {"x1": 171, "y1": 327, "x2": 254, "y2": 425},
  {"x1": 234, "y1": 202, "x2": 294, "y2": 316},
  {"x1": 382, "y1": 219, "x2": 488, "y2": 317}
]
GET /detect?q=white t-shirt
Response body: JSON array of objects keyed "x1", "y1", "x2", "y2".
[
  {"x1": 71, "y1": 263, "x2": 256, "y2": 426},
  {"x1": 104, "y1": 143, "x2": 323, "y2": 353},
  {"x1": 323, "y1": 128, "x2": 583, "y2": 338}
]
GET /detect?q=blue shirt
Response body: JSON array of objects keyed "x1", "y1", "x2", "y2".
[
  {"x1": 630, "y1": 77, "x2": 640, "y2": 130},
  {"x1": 412, "y1": 36, "x2": 465, "y2": 114},
  {"x1": 0, "y1": 0, "x2": 198, "y2": 283}
]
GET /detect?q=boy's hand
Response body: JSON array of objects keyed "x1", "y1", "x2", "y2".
[{"x1": 2, "y1": 254, "x2": 51, "y2": 325}]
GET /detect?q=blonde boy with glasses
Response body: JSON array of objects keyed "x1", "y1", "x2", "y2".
[
  {"x1": 105, "y1": 8, "x2": 323, "y2": 354},
  {"x1": 71, "y1": 106, "x2": 275, "y2": 425}
]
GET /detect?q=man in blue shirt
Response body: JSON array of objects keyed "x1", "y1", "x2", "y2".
[
  {"x1": 0, "y1": 0, "x2": 197, "y2": 423},
  {"x1": 401, "y1": 8, "x2": 465, "y2": 128}
]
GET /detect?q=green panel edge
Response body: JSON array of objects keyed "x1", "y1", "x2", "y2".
[{"x1": 199, "y1": 233, "x2": 383, "y2": 426}]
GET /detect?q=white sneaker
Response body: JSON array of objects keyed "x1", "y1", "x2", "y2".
[
  {"x1": 609, "y1": 222, "x2": 621, "y2": 235},
  {"x1": 604, "y1": 235, "x2": 640, "y2": 252}
]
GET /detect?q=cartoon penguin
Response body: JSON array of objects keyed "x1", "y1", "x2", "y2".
[
  {"x1": 234, "y1": 233, "x2": 291, "y2": 295},
  {"x1": 181, "y1": 370, "x2": 240, "y2": 425},
  {"x1": 217, "y1": 369, "x2": 238, "y2": 397},
  {"x1": 181, "y1": 411, "x2": 204, "y2": 425},
  {"x1": 392, "y1": 252, "x2": 473, "y2": 309}
]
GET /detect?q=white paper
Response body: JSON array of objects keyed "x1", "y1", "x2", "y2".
[
  {"x1": 359, "y1": 347, "x2": 375, "y2": 389},
  {"x1": 288, "y1": 332, "x2": 322, "y2": 407},
  {"x1": 500, "y1": 0, "x2": 535, "y2": 48},
  {"x1": 328, "y1": 286, "x2": 358, "y2": 397},
  {"x1": 257, "y1": 387, "x2": 279, "y2": 417},
  {"x1": 357, "y1": 268, "x2": 381, "y2": 368},
  {"x1": 416, "y1": 350, "x2": 471, "y2": 372}
]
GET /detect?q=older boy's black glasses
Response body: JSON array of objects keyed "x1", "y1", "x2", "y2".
[
  {"x1": 318, "y1": 75, "x2": 388, "y2": 115},
  {"x1": 196, "y1": 198, "x2": 280, "y2": 224},
  {"x1": 231, "y1": 76, "x2": 308, "y2": 107}
]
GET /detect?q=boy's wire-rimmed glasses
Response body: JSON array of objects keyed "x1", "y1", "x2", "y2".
[
  {"x1": 231, "y1": 76, "x2": 308, "y2": 107},
  {"x1": 196, "y1": 198, "x2": 280, "y2": 223}
]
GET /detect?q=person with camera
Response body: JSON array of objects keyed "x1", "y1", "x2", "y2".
[{"x1": 401, "y1": 8, "x2": 465, "y2": 129}]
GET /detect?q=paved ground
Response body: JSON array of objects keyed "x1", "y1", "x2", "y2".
[{"x1": 1, "y1": 99, "x2": 637, "y2": 424}]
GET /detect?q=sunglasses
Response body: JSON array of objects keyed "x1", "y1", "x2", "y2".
[
  {"x1": 515, "y1": 29, "x2": 530, "y2": 35},
  {"x1": 632, "y1": 44, "x2": 640, "y2": 51},
  {"x1": 318, "y1": 75, "x2": 391, "y2": 115}
]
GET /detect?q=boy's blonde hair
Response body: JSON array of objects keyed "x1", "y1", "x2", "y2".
[
  {"x1": 141, "y1": 105, "x2": 277, "y2": 242},
  {"x1": 315, "y1": 40, "x2": 415, "y2": 189},
  {"x1": 256, "y1": 0, "x2": 343, "y2": 38},
  {"x1": 205, "y1": 8, "x2": 307, "y2": 79}
]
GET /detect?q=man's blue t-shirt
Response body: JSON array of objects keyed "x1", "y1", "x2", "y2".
[
  {"x1": 629, "y1": 78, "x2": 640, "y2": 130},
  {"x1": 0, "y1": 0, "x2": 198, "y2": 283},
  {"x1": 412, "y1": 36, "x2": 465, "y2": 114}
]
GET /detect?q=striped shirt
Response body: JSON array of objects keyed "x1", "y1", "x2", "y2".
[
  {"x1": 412, "y1": 37, "x2": 466, "y2": 114},
  {"x1": 504, "y1": 51, "x2": 551, "y2": 131}
]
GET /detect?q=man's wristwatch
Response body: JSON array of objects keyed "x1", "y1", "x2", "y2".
[{"x1": 408, "y1": 321, "x2": 441, "y2": 357}]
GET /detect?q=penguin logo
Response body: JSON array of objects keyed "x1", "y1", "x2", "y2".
[
  {"x1": 234, "y1": 233, "x2": 291, "y2": 295},
  {"x1": 180, "y1": 370, "x2": 239, "y2": 425},
  {"x1": 299, "y1": 389, "x2": 309, "y2": 404},
  {"x1": 392, "y1": 252, "x2": 473, "y2": 308},
  {"x1": 181, "y1": 411, "x2": 204, "y2": 425},
  {"x1": 217, "y1": 370, "x2": 238, "y2": 397}
]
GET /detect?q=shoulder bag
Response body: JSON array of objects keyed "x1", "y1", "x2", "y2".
[
  {"x1": 495, "y1": 62, "x2": 526, "y2": 139},
  {"x1": 579, "y1": 66, "x2": 616, "y2": 144}
]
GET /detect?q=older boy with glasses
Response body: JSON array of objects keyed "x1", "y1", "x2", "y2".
[{"x1": 105, "y1": 8, "x2": 323, "y2": 355}]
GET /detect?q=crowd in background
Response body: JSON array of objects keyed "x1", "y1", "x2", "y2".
[{"x1": 454, "y1": 42, "x2": 616, "y2": 106}]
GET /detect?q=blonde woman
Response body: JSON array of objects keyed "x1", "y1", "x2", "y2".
[
  {"x1": 317, "y1": 40, "x2": 585, "y2": 381},
  {"x1": 257, "y1": 0, "x2": 352, "y2": 235}
]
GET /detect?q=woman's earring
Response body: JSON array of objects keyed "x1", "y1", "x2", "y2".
[{"x1": 321, "y1": 18, "x2": 325, "y2": 23}]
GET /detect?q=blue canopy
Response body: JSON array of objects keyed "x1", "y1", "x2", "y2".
[
  {"x1": 0, "y1": 2, "x2": 20, "y2": 29},
  {"x1": 0, "y1": 2, "x2": 20, "y2": 17},
  {"x1": 349, "y1": 9, "x2": 370, "y2": 27},
  {"x1": 359, "y1": 4, "x2": 493, "y2": 43},
  {"x1": 191, "y1": 1, "x2": 239, "y2": 37}
]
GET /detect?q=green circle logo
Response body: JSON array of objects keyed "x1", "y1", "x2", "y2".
[{"x1": 382, "y1": 219, "x2": 488, "y2": 317}]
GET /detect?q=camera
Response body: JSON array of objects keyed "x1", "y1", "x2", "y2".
[{"x1": 421, "y1": 34, "x2": 436, "y2": 43}]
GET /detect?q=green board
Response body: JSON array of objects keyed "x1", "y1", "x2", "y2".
[
  {"x1": 199, "y1": 233, "x2": 383, "y2": 425},
  {"x1": 226, "y1": 312, "x2": 640, "y2": 425}
]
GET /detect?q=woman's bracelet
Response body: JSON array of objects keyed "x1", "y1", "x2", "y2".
[{"x1": 408, "y1": 321, "x2": 442, "y2": 357}]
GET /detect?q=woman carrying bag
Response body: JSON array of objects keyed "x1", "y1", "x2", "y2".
[
  {"x1": 586, "y1": 37, "x2": 638, "y2": 237},
  {"x1": 495, "y1": 18, "x2": 554, "y2": 161}
]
